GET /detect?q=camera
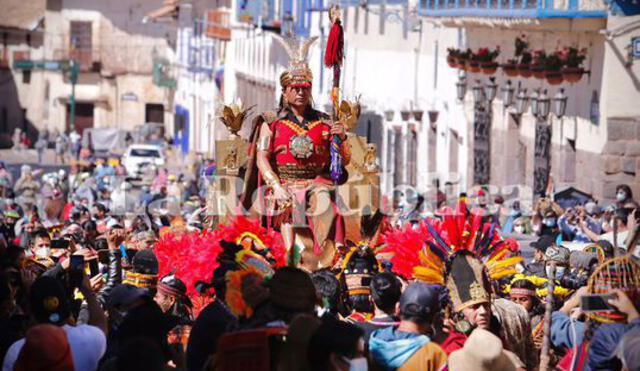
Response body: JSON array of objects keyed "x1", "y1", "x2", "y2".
[{"x1": 559, "y1": 272, "x2": 589, "y2": 290}]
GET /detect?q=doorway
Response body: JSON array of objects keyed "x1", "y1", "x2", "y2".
[
  {"x1": 67, "y1": 102, "x2": 94, "y2": 135},
  {"x1": 145, "y1": 103, "x2": 164, "y2": 123}
]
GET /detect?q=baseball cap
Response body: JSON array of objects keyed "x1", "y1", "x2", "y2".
[
  {"x1": 400, "y1": 281, "x2": 439, "y2": 318},
  {"x1": 530, "y1": 235, "x2": 555, "y2": 253},
  {"x1": 29, "y1": 276, "x2": 71, "y2": 325}
]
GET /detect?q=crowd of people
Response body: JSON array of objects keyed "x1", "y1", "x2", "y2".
[{"x1": 0, "y1": 155, "x2": 639, "y2": 371}]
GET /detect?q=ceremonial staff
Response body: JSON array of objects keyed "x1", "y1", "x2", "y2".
[
  {"x1": 539, "y1": 263, "x2": 556, "y2": 371},
  {"x1": 324, "y1": 4, "x2": 345, "y2": 181}
]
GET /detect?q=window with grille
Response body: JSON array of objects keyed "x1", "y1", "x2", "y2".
[{"x1": 70, "y1": 21, "x2": 92, "y2": 71}]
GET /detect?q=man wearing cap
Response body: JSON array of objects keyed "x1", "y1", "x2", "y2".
[
  {"x1": 241, "y1": 36, "x2": 349, "y2": 269},
  {"x1": 369, "y1": 282, "x2": 448, "y2": 371},
  {"x1": 0, "y1": 210, "x2": 20, "y2": 241},
  {"x1": 525, "y1": 234, "x2": 555, "y2": 276},
  {"x1": 2, "y1": 276, "x2": 107, "y2": 371}
]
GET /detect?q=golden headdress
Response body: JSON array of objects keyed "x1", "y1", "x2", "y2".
[{"x1": 272, "y1": 34, "x2": 319, "y2": 88}]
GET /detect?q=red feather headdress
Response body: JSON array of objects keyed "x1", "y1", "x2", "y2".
[
  {"x1": 380, "y1": 200, "x2": 521, "y2": 284},
  {"x1": 154, "y1": 216, "x2": 286, "y2": 316}
]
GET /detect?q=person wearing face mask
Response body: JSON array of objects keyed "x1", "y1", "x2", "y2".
[
  {"x1": 369, "y1": 282, "x2": 448, "y2": 371},
  {"x1": 615, "y1": 184, "x2": 639, "y2": 210},
  {"x1": 544, "y1": 245, "x2": 570, "y2": 281},
  {"x1": 27, "y1": 229, "x2": 55, "y2": 269},
  {"x1": 531, "y1": 197, "x2": 564, "y2": 238}
]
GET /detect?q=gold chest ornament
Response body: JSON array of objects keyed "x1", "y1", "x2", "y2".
[{"x1": 289, "y1": 134, "x2": 314, "y2": 159}]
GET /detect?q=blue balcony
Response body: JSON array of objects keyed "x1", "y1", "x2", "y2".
[
  {"x1": 338, "y1": 0, "x2": 407, "y2": 6},
  {"x1": 417, "y1": 0, "x2": 607, "y2": 18}
]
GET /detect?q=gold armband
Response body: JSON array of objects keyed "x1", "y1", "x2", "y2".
[
  {"x1": 258, "y1": 135, "x2": 271, "y2": 152},
  {"x1": 263, "y1": 171, "x2": 280, "y2": 187}
]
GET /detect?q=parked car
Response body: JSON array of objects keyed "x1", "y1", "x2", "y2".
[{"x1": 122, "y1": 144, "x2": 165, "y2": 178}]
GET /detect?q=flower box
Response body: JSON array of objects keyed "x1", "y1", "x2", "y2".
[
  {"x1": 562, "y1": 67, "x2": 584, "y2": 83},
  {"x1": 467, "y1": 61, "x2": 481, "y2": 73},
  {"x1": 502, "y1": 63, "x2": 518, "y2": 77},
  {"x1": 480, "y1": 62, "x2": 498, "y2": 75},
  {"x1": 545, "y1": 71, "x2": 564, "y2": 85},
  {"x1": 517, "y1": 64, "x2": 532, "y2": 78}
]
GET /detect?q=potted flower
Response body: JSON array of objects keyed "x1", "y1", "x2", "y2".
[
  {"x1": 447, "y1": 47, "x2": 460, "y2": 68},
  {"x1": 514, "y1": 35, "x2": 532, "y2": 78},
  {"x1": 475, "y1": 46, "x2": 500, "y2": 74},
  {"x1": 458, "y1": 49, "x2": 471, "y2": 70},
  {"x1": 560, "y1": 47, "x2": 587, "y2": 83},
  {"x1": 502, "y1": 58, "x2": 519, "y2": 77},
  {"x1": 531, "y1": 50, "x2": 547, "y2": 79},
  {"x1": 544, "y1": 51, "x2": 565, "y2": 85},
  {"x1": 466, "y1": 48, "x2": 481, "y2": 73}
]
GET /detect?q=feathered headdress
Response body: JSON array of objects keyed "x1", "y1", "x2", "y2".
[
  {"x1": 155, "y1": 216, "x2": 286, "y2": 316},
  {"x1": 272, "y1": 34, "x2": 319, "y2": 88},
  {"x1": 215, "y1": 216, "x2": 287, "y2": 267},
  {"x1": 381, "y1": 200, "x2": 522, "y2": 311}
]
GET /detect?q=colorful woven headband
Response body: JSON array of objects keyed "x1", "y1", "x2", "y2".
[
  {"x1": 157, "y1": 282, "x2": 182, "y2": 297},
  {"x1": 509, "y1": 288, "x2": 536, "y2": 297},
  {"x1": 123, "y1": 270, "x2": 158, "y2": 289}
]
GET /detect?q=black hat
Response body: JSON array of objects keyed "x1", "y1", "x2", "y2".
[
  {"x1": 400, "y1": 281, "x2": 439, "y2": 318},
  {"x1": 132, "y1": 250, "x2": 159, "y2": 275},
  {"x1": 530, "y1": 235, "x2": 555, "y2": 253},
  {"x1": 30, "y1": 276, "x2": 71, "y2": 325}
]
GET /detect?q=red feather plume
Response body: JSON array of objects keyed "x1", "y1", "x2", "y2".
[{"x1": 324, "y1": 20, "x2": 343, "y2": 67}]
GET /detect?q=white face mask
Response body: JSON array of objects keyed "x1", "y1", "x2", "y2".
[
  {"x1": 35, "y1": 247, "x2": 51, "y2": 259},
  {"x1": 546, "y1": 265, "x2": 566, "y2": 280},
  {"x1": 617, "y1": 192, "x2": 627, "y2": 202},
  {"x1": 346, "y1": 357, "x2": 368, "y2": 371},
  {"x1": 514, "y1": 225, "x2": 525, "y2": 234}
]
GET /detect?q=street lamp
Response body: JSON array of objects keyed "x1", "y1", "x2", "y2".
[
  {"x1": 553, "y1": 88, "x2": 568, "y2": 119},
  {"x1": 501, "y1": 80, "x2": 515, "y2": 108},
  {"x1": 472, "y1": 80, "x2": 485, "y2": 105},
  {"x1": 515, "y1": 85, "x2": 529, "y2": 116},
  {"x1": 412, "y1": 109, "x2": 424, "y2": 122},
  {"x1": 538, "y1": 89, "x2": 550, "y2": 120},
  {"x1": 384, "y1": 109, "x2": 395, "y2": 122},
  {"x1": 530, "y1": 89, "x2": 540, "y2": 117},
  {"x1": 456, "y1": 78, "x2": 467, "y2": 101},
  {"x1": 484, "y1": 77, "x2": 498, "y2": 103}
]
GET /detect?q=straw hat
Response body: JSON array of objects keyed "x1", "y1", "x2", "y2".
[{"x1": 449, "y1": 329, "x2": 522, "y2": 371}]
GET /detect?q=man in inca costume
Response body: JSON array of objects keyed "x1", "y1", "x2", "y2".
[{"x1": 242, "y1": 35, "x2": 350, "y2": 270}]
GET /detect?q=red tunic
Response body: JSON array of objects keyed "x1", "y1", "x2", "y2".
[{"x1": 269, "y1": 118, "x2": 332, "y2": 181}]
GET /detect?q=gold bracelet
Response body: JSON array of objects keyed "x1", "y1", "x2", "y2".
[{"x1": 263, "y1": 171, "x2": 279, "y2": 187}]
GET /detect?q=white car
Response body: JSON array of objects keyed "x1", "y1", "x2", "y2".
[{"x1": 122, "y1": 144, "x2": 165, "y2": 178}]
